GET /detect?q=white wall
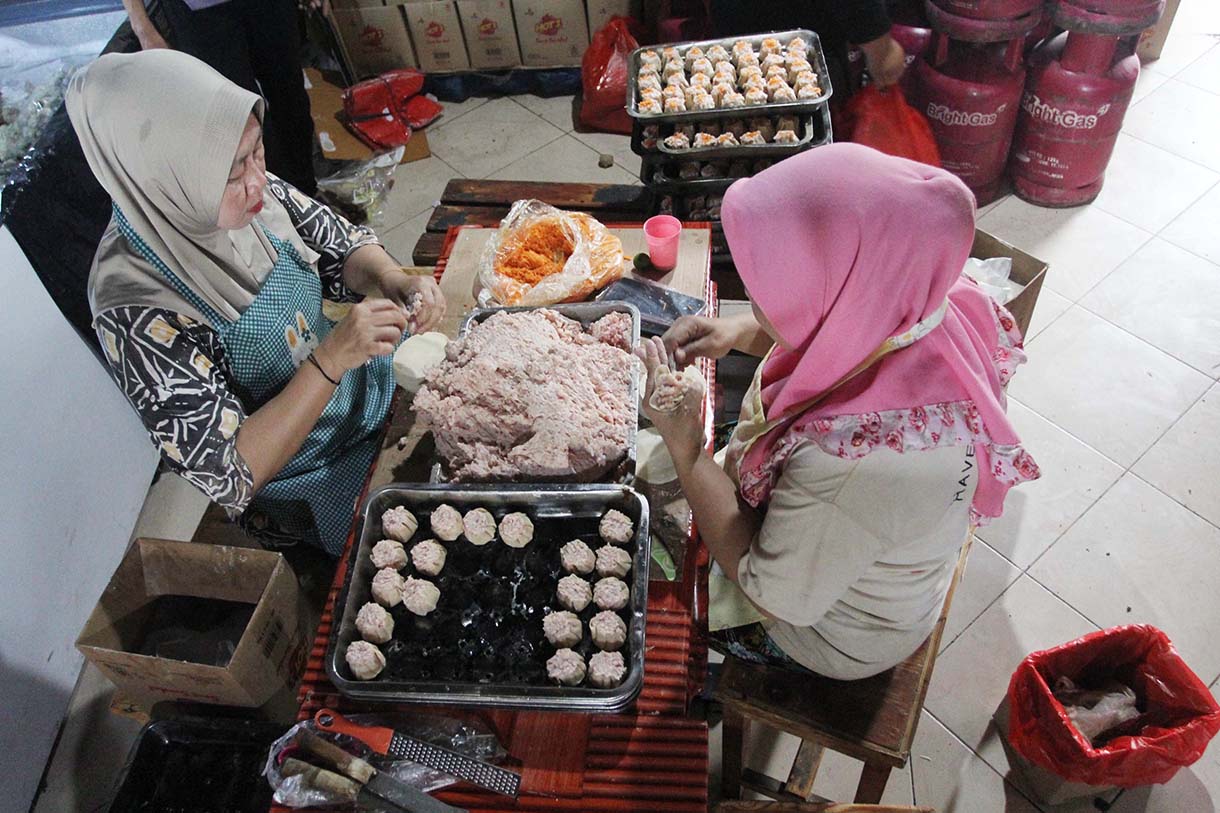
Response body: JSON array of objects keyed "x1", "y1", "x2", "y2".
[{"x1": 0, "y1": 226, "x2": 157, "y2": 809}]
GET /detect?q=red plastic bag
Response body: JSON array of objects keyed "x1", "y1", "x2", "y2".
[
  {"x1": 843, "y1": 85, "x2": 941, "y2": 167},
  {"x1": 343, "y1": 69, "x2": 438, "y2": 150},
  {"x1": 1007, "y1": 625, "x2": 1220, "y2": 788},
  {"x1": 579, "y1": 17, "x2": 638, "y2": 135}
]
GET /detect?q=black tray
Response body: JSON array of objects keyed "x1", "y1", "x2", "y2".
[{"x1": 107, "y1": 717, "x2": 283, "y2": 812}]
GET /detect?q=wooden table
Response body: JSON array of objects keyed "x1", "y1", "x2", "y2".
[{"x1": 276, "y1": 180, "x2": 716, "y2": 813}]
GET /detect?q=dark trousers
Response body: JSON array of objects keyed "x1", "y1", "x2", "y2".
[{"x1": 163, "y1": 0, "x2": 317, "y2": 195}]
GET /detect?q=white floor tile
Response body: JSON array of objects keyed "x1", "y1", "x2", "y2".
[
  {"x1": 1010, "y1": 307, "x2": 1211, "y2": 466},
  {"x1": 378, "y1": 155, "x2": 462, "y2": 231},
  {"x1": 977, "y1": 193, "x2": 1011, "y2": 219},
  {"x1": 1123, "y1": 79, "x2": 1220, "y2": 173},
  {"x1": 487, "y1": 134, "x2": 639, "y2": 185},
  {"x1": 1129, "y1": 65, "x2": 1172, "y2": 106},
  {"x1": 977, "y1": 197, "x2": 1151, "y2": 301},
  {"x1": 378, "y1": 209, "x2": 432, "y2": 266},
  {"x1": 1082, "y1": 238, "x2": 1220, "y2": 376},
  {"x1": 977, "y1": 400, "x2": 1123, "y2": 569},
  {"x1": 426, "y1": 97, "x2": 566, "y2": 179},
  {"x1": 941, "y1": 539, "x2": 1021, "y2": 651},
  {"x1": 513, "y1": 93, "x2": 577, "y2": 130},
  {"x1": 571, "y1": 129, "x2": 644, "y2": 179},
  {"x1": 1030, "y1": 474, "x2": 1220, "y2": 684},
  {"x1": 926, "y1": 576, "x2": 1097, "y2": 767},
  {"x1": 434, "y1": 95, "x2": 489, "y2": 125},
  {"x1": 1141, "y1": 30, "x2": 1217, "y2": 78},
  {"x1": 1178, "y1": 43, "x2": 1220, "y2": 94},
  {"x1": 1135, "y1": 384, "x2": 1220, "y2": 527},
  {"x1": 1162, "y1": 181, "x2": 1220, "y2": 265},
  {"x1": 1106, "y1": 734, "x2": 1220, "y2": 813},
  {"x1": 1023, "y1": 286, "x2": 1071, "y2": 340},
  {"x1": 809, "y1": 747, "x2": 915, "y2": 805},
  {"x1": 911, "y1": 712, "x2": 1042, "y2": 813},
  {"x1": 1091, "y1": 134, "x2": 1220, "y2": 233}
]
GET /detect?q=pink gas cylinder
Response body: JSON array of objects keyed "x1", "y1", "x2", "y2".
[
  {"x1": 925, "y1": 0, "x2": 1043, "y2": 38},
  {"x1": 912, "y1": 33, "x2": 1027, "y2": 204},
  {"x1": 1056, "y1": 0, "x2": 1165, "y2": 34}
]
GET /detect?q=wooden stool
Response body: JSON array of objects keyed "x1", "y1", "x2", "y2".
[
  {"x1": 716, "y1": 803, "x2": 933, "y2": 813},
  {"x1": 714, "y1": 536, "x2": 973, "y2": 805}
]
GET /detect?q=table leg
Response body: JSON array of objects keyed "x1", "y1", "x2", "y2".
[
  {"x1": 855, "y1": 761, "x2": 892, "y2": 804},
  {"x1": 721, "y1": 705, "x2": 746, "y2": 800}
]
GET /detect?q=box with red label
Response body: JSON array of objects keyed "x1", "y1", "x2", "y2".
[
  {"x1": 512, "y1": 0, "x2": 590, "y2": 67},
  {"x1": 404, "y1": 0, "x2": 472, "y2": 73},
  {"x1": 332, "y1": 5, "x2": 418, "y2": 78},
  {"x1": 584, "y1": 0, "x2": 637, "y2": 34},
  {"x1": 457, "y1": 0, "x2": 521, "y2": 69}
]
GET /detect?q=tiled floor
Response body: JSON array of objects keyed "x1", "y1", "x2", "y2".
[{"x1": 37, "y1": 4, "x2": 1220, "y2": 810}]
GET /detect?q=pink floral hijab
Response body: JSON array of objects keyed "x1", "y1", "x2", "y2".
[{"x1": 724, "y1": 144, "x2": 1039, "y2": 525}]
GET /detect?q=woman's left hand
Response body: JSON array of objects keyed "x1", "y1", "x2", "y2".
[
  {"x1": 635, "y1": 336, "x2": 706, "y2": 470},
  {"x1": 378, "y1": 270, "x2": 446, "y2": 333}
]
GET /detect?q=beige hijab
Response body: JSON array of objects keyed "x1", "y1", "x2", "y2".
[{"x1": 66, "y1": 49, "x2": 317, "y2": 325}]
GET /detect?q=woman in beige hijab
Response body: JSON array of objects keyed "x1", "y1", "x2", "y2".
[{"x1": 67, "y1": 49, "x2": 445, "y2": 554}]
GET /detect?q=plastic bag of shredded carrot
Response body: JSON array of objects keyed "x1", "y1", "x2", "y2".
[{"x1": 478, "y1": 199, "x2": 626, "y2": 306}]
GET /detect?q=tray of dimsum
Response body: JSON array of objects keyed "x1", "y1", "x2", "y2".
[
  {"x1": 627, "y1": 29, "x2": 833, "y2": 123},
  {"x1": 631, "y1": 106, "x2": 829, "y2": 156},
  {"x1": 326, "y1": 484, "x2": 651, "y2": 713},
  {"x1": 655, "y1": 191, "x2": 729, "y2": 222},
  {"x1": 641, "y1": 155, "x2": 763, "y2": 191}
]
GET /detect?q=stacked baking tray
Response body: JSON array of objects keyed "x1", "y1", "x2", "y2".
[{"x1": 627, "y1": 30, "x2": 835, "y2": 221}]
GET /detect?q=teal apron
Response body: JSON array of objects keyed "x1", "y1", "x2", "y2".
[{"x1": 113, "y1": 206, "x2": 395, "y2": 555}]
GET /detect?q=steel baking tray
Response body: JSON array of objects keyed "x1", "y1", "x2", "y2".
[
  {"x1": 428, "y1": 302, "x2": 641, "y2": 485},
  {"x1": 627, "y1": 29, "x2": 833, "y2": 123},
  {"x1": 641, "y1": 156, "x2": 743, "y2": 192},
  {"x1": 327, "y1": 484, "x2": 652, "y2": 713},
  {"x1": 657, "y1": 111, "x2": 818, "y2": 158}
]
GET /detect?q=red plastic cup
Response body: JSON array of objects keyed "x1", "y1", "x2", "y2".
[{"x1": 643, "y1": 215, "x2": 682, "y2": 272}]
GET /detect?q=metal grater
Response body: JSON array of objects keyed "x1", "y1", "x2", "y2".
[{"x1": 388, "y1": 732, "x2": 521, "y2": 798}]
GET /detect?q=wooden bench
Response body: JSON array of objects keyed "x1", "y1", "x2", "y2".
[{"x1": 714, "y1": 536, "x2": 974, "y2": 806}]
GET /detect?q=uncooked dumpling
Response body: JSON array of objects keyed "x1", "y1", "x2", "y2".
[
  {"x1": 382, "y1": 506, "x2": 418, "y2": 543},
  {"x1": 410, "y1": 539, "x2": 447, "y2": 577},
  {"x1": 560, "y1": 540, "x2": 596, "y2": 575},
  {"x1": 346, "y1": 641, "x2": 385, "y2": 680},
  {"x1": 596, "y1": 545, "x2": 632, "y2": 579},
  {"x1": 599, "y1": 509, "x2": 634, "y2": 545},
  {"x1": 546, "y1": 648, "x2": 587, "y2": 686},
  {"x1": 355, "y1": 602, "x2": 394, "y2": 644},
  {"x1": 588, "y1": 650, "x2": 626, "y2": 688},
  {"x1": 371, "y1": 568, "x2": 406, "y2": 607},
  {"x1": 431, "y1": 504, "x2": 463, "y2": 541},
  {"x1": 370, "y1": 539, "x2": 408, "y2": 570},
  {"x1": 462, "y1": 508, "x2": 497, "y2": 545},
  {"x1": 590, "y1": 610, "x2": 627, "y2": 651},
  {"x1": 393, "y1": 331, "x2": 448, "y2": 393},
  {"x1": 542, "y1": 610, "x2": 583, "y2": 648},
  {"x1": 557, "y1": 574, "x2": 593, "y2": 612},
  {"x1": 594, "y1": 577, "x2": 630, "y2": 611},
  {"x1": 500, "y1": 512, "x2": 534, "y2": 548},
  {"x1": 403, "y1": 577, "x2": 441, "y2": 616}
]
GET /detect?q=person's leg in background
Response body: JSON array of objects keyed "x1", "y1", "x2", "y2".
[
  {"x1": 241, "y1": 0, "x2": 318, "y2": 196},
  {"x1": 159, "y1": 0, "x2": 258, "y2": 94}
]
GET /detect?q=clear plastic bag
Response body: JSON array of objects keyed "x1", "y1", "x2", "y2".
[
  {"x1": 315, "y1": 145, "x2": 404, "y2": 226},
  {"x1": 478, "y1": 199, "x2": 626, "y2": 307},
  {"x1": 264, "y1": 712, "x2": 505, "y2": 807},
  {"x1": 963, "y1": 256, "x2": 1020, "y2": 304}
]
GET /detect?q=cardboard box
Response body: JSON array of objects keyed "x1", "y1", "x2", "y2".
[
  {"x1": 332, "y1": 5, "x2": 418, "y2": 78},
  {"x1": 994, "y1": 698, "x2": 1121, "y2": 807},
  {"x1": 1136, "y1": 0, "x2": 1181, "y2": 63},
  {"x1": 972, "y1": 229, "x2": 1047, "y2": 340},
  {"x1": 457, "y1": 0, "x2": 521, "y2": 69},
  {"x1": 77, "y1": 539, "x2": 310, "y2": 709},
  {"x1": 584, "y1": 0, "x2": 637, "y2": 34},
  {"x1": 404, "y1": 0, "x2": 472, "y2": 73},
  {"x1": 513, "y1": 0, "x2": 590, "y2": 67},
  {"x1": 332, "y1": 0, "x2": 389, "y2": 8}
]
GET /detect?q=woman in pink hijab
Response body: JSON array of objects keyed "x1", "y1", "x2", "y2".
[{"x1": 639, "y1": 144, "x2": 1039, "y2": 680}]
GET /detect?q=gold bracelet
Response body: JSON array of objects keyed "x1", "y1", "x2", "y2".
[{"x1": 307, "y1": 352, "x2": 340, "y2": 386}]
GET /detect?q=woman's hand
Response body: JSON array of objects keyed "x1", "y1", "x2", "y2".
[
  {"x1": 664, "y1": 315, "x2": 740, "y2": 365},
  {"x1": 860, "y1": 33, "x2": 907, "y2": 89},
  {"x1": 377, "y1": 270, "x2": 446, "y2": 333},
  {"x1": 636, "y1": 336, "x2": 706, "y2": 469},
  {"x1": 317, "y1": 298, "x2": 407, "y2": 374}
]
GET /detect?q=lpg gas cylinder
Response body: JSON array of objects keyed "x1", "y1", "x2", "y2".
[
  {"x1": 925, "y1": 0, "x2": 1043, "y2": 40},
  {"x1": 1056, "y1": 0, "x2": 1165, "y2": 35},
  {"x1": 912, "y1": 34, "x2": 1026, "y2": 204},
  {"x1": 1010, "y1": 32, "x2": 1139, "y2": 206}
]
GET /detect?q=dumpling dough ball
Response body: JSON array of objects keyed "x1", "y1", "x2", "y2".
[
  {"x1": 381, "y1": 506, "x2": 418, "y2": 543},
  {"x1": 546, "y1": 648, "x2": 587, "y2": 686},
  {"x1": 462, "y1": 508, "x2": 497, "y2": 545},
  {"x1": 588, "y1": 650, "x2": 626, "y2": 688},
  {"x1": 557, "y1": 574, "x2": 593, "y2": 612},
  {"x1": 430, "y1": 504, "x2": 463, "y2": 542},
  {"x1": 596, "y1": 545, "x2": 633, "y2": 579},
  {"x1": 560, "y1": 540, "x2": 596, "y2": 575},
  {"x1": 371, "y1": 568, "x2": 406, "y2": 607},
  {"x1": 590, "y1": 610, "x2": 627, "y2": 651},
  {"x1": 594, "y1": 577, "x2": 630, "y2": 611},
  {"x1": 500, "y1": 512, "x2": 534, "y2": 548},
  {"x1": 410, "y1": 539, "x2": 447, "y2": 577},
  {"x1": 542, "y1": 610, "x2": 583, "y2": 648},
  {"x1": 370, "y1": 539, "x2": 408, "y2": 570},
  {"x1": 403, "y1": 577, "x2": 441, "y2": 616},
  {"x1": 599, "y1": 509, "x2": 635, "y2": 545},
  {"x1": 355, "y1": 602, "x2": 394, "y2": 644},
  {"x1": 345, "y1": 640, "x2": 386, "y2": 680}
]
